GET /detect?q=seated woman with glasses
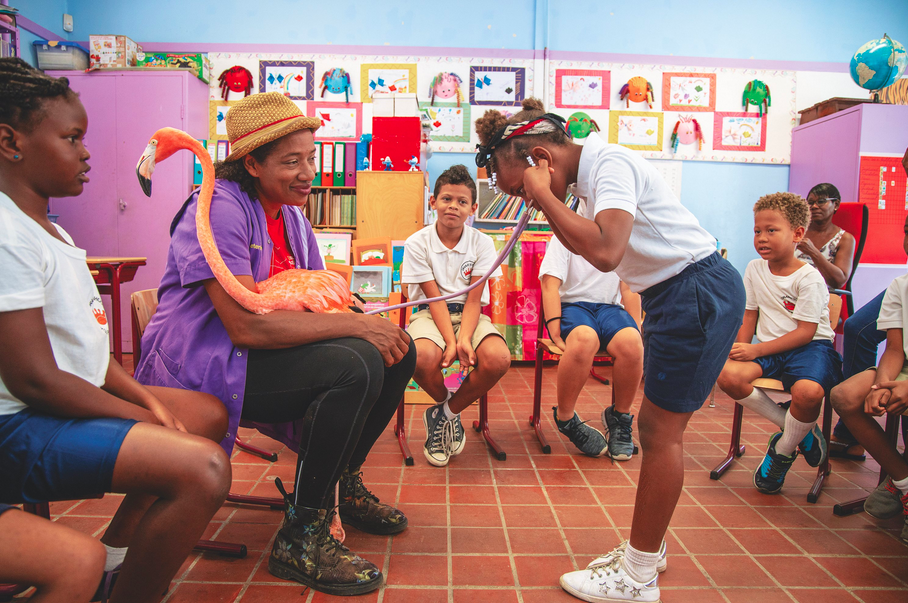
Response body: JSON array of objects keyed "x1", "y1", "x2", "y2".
[{"x1": 795, "y1": 183, "x2": 856, "y2": 290}]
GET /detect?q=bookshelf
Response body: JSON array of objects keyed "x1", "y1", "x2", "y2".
[
  {"x1": 474, "y1": 180, "x2": 580, "y2": 227},
  {"x1": 307, "y1": 185, "x2": 357, "y2": 230}
]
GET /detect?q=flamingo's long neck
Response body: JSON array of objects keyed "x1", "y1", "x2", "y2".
[{"x1": 182, "y1": 134, "x2": 265, "y2": 313}]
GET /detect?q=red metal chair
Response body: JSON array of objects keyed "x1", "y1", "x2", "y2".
[
  {"x1": 710, "y1": 296, "x2": 843, "y2": 503},
  {"x1": 830, "y1": 202, "x2": 869, "y2": 321}
]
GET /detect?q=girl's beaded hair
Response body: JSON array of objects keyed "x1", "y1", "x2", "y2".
[
  {"x1": 474, "y1": 98, "x2": 569, "y2": 193},
  {"x1": 0, "y1": 57, "x2": 76, "y2": 132}
]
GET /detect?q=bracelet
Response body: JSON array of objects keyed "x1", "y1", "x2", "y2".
[{"x1": 545, "y1": 316, "x2": 562, "y2": 327}]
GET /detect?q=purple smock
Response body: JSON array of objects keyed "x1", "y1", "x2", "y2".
[{"x1": 134, "y1": 180, "x2": 324, "y2": 454}]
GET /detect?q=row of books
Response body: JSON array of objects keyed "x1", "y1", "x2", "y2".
[
  {"x1": 477, "y1": 191, "x2": 582, "y2": 222},
  {"x1": 307, "y1": 190, "x2": 356, "y2": 227}
]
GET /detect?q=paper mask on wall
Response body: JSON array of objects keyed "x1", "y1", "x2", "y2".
[
  {"x1": 669, "y1": 115, "x2": 704, "y2": 152},
  {"x1": 218, "y1": 66, "x2": 253, "y2": 101},
  {"x1": 320, "y1": 68, "x2": 353, "y2": 103},
  {"x1": 566, "y1": 111, "x2": 600, "y2": 139},
  {"x1": 742, "y1": 79, "x2": 771, "y2": 116},
  {"x1": 619, "y1": 76, "x2": 654, "y2": 108},
  {"x1": 429, "y1": 72, "x2": 464, "y2": 106}
]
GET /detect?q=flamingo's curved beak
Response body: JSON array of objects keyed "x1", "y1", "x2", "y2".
[{"x1": 136, "y1": 140, "x2": 157, "y2": 197}]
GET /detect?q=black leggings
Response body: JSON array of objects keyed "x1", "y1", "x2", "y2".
[{"x1": 242, "y1": 337, "x2": 416, "y2": 508}]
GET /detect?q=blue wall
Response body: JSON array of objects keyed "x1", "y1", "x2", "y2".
[{"x1": 16, "y1": 0, "x2": 908, "y2": 274}]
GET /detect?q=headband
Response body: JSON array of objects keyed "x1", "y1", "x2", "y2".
[{"x1": 475, "y1": 113, "x2": 567, "y2": 168}]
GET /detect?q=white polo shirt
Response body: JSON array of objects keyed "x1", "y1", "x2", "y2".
[
  {"x1": 744, "y1": 259, "x2": 834, "y2": 343},
  {"x1": 539, "y1": 236, "x2": 622, "y2": 306},
  {"x1": 573, "y1": 132, "x2": 716, "y2": 292},
  {"x1": 877, "y1": 273, "x2": 908, "y2": 358},
  {"x1": 0, "y1": 192, "x2": 110, "y2": 417},
  {"x1": 402, "y1": 223, "x2": 502, "y2": 306}
]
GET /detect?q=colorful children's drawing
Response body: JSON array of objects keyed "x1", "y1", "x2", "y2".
[
  {"x1": 713, "y1": 112, "x2": 767, "y2": 151},
  {"x1": 470, "y1": 66, "x2": 525, "y2": 105},
  {"x1": 608, "y1": 111, "x2": 664, "y2": 151},
  {"x1": 208, "y1": 100, "x2": 240, "y2": 140},
  {"x1": 308, "y1": 102, "x2": 362, "y2": 141},
  {"x1": 360, "y1": 64, "x2": 417, "y2": 101},
  {"x1": 419, "y1": 102, "x2": 471, "y2": 142},
  {"x1": 555, "y1": 69, "x2": 610, "y2": 109},
  {"x1": 314, "y1": 232, "x2": 352, "y2": 265},
  {"x1": 661, "y1": 72, "x2": 717, "y2": 111},
  {"x1": 391, "y1": 240, "x2": 405, "y2": 286},
  {"x1": 350, "y1": 266, "x2": 392, "y2": 298},
  {"x1": 258, "y1": 61, "x2": 315, "y2": 100}
]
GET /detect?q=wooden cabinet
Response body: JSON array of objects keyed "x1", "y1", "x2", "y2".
[
  {"x1": 47, "y1": 70, "x2": 208, "y2": 351},
  {"x1": 355, "y1": 171, "x2": 426, "y2": 240}
]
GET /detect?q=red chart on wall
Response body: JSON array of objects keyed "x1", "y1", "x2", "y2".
[{"x1": 858, "y1": 155, "x2": 908, "y2": 263}]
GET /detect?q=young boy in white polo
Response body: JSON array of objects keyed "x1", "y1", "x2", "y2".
[{"x1": 403, "y1": 164, "x2": 511, "y2": 467}]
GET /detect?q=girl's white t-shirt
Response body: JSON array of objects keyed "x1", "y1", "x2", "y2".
[
  {"x1": 539, "y1": 236, "x2": 623, "y2": 306},
  {"x1": 573, "y1": 133, "x2": 717, "y2": 292},
  {"x1": 0, "y1": 192, "x2": 110, "y2": 416},
  {"x1": 876, "y1": 272, "x2": 908, "y2": 359},
  {"x1": 743, "y1": 259, "x2": 834, "y2": 344}
]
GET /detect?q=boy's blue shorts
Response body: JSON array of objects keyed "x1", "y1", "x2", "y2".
[
  {"x1": 0, "y1": 409, "x2": 137, "y2": 504},
  {"x1": 560, "y1": 302, "x2": 639, "y2": 350},
  {"x1": 755, "y1": 339, "x2": 843, "y2": 393},
  {"x1": 640, "y1": 252, "x2": 746, "y2": 413}
]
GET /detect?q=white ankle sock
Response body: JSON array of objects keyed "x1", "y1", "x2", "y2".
[
  {"x1": 736, "y1": 388, "x2": 786, "y2": 428},
  {"x1": 776, "y1": 410, "x2": 814, "y2": 457},
  {"x1": 442, "y1": 400, "x2": 457, "y2": 420},
  {"x1": 892, "y1": 475, "x2": 908, "y2": 492},
  {"x1": 103, "y1": 544, "x2": 127, "y2": 572},
  {"x1": 623, "y1": 542, "x2": 660, "y2": 583}
]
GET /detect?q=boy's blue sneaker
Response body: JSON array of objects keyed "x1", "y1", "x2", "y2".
[
  {"x1": 450, "y1": 414, "x2": 466, "y2": 456},
  {"x1": 554, "y1": 408, "x2": 608, "y2": 457},
  {"x1": 754, "y1": 432, "x2": 798, "y2": 494},
  {"x1": 797, "y1": 424, "x2": 827, "y2": 468},
  {"x1": 602, "y1": 406, "x2": 635, "y2": 461}
]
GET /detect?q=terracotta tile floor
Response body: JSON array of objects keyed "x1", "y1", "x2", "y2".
[{"x1": 23, "y1": 364, "x2": 908, "y2": 602}]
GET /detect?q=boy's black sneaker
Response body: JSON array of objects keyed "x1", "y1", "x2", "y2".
[
  {"x1": 754, "y1": 432, "x2": 798, "y2": 494},
  {"x1": 554, "y1": 408, "x2": 608, "y2": 457}
]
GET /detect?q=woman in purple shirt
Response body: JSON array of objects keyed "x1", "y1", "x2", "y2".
[{"x1": 136, "y1": 93, "x2": 415, "y2": 596}]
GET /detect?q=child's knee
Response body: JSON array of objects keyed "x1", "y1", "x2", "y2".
[
  {"x1": 568, "y1": 327, "x2": 600, "y2": 353},
  {"x1": 791, "y1": 380, "x2": 825, "y2": 407},
  {"x1": 186, "y1": 442, "x2": 231, "y2": 504},
  {"x1": 479, "y1": 341, "x2": 511, "y2": 377},
  {"x1": 830, "y1": 384, "x2": 861, "y2": 415},
  {"x1": 610, "y1": 332, "x2": 643, "y2": 364},
  {"x1": 414, "y1": 340, "x2": 442, "y2": 371}
]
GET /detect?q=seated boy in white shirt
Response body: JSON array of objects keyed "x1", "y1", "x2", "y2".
[
  {"x1": 831, "y1": 214, "x2": 908, "y2": 545},
  {"x1": 402, "y1": 165, "x2": 511, "y2": 468},
  {"x1": 717, "y1": 192, "x2": 842, "y2": 495},
  {"x1": 540, "y1": 236, "x2": 643, "y2": 459}
]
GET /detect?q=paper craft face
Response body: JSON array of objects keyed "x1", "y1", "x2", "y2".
[
  {"x1": 677, "y1": 120, "x2": 698, "y2": 145},
  {"x1": 627, "y1": 77, "x2": 650, "y2": 103},
  {"x1": 324, "y1": 69, "x2": 350, "y2": 94},
  {"x1": 433, "y1": 73, "x2": 462, "y2": 99}
]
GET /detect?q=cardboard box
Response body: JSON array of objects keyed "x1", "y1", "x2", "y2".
[
  {"x1": 89, "y1": 35, "x2": 140, "y2": 69},
  {"x1": 137, "y1": 52, "x2": 212, "y2": 84}
]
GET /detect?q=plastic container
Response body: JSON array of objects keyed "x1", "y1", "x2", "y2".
[{"x1": 32, "y1": 40, "x2": 89, "y2": 71}]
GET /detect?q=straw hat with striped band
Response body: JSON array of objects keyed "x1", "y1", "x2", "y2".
[{"x1": 225, "y1": 91, "x2": 321, "y2": 162}]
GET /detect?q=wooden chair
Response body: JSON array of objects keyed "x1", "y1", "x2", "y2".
[
  {"x1": 833, "y1": 414, "x2": 908, "y2": 516},
  {"x1": 131, "y1": 290, "x2": 283, "y2": 559},
  {"x1": 710, "y1": 295, "x2": 843, "y2": 504}
]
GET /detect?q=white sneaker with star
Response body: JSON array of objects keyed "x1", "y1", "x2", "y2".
[{"x1": 560, "y1": 554, "x2": 660, "y2": 603}]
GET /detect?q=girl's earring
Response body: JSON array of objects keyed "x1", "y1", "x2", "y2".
[{"x1": 13, "y1": 155, "x2": 19, "y2": 160}]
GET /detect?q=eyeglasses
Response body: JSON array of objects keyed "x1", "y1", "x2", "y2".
[{"x1": 807, "y1": 197, "x2": 837, "y2": 207}]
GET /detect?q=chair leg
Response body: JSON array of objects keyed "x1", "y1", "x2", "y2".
[
  {"x1": 235, "y1": 436, "x2": 279, "y2": 462},
  {"x1": 711, "y1": 402, "x2": 746, "y2": 480},
  {"x1": 226, "y1": 493, "x2": 284, "y2": 510},
  {"x1": 530, "y1": 339, "x2": 552, "y2": 454},
  {"x1": 807, "y1": 395, "x2": 834, "y2": 503},
  {"x1": 473, "y1": 394, "x2": 506, "y2": 461},
  {"x1": 194, "y1": 539, "x2": 247, "y2": 558},
  {"x1": 394, "y1": 398, "x2": 414, "y2": 466},
  {"x1": 589, "y1": 366, "x2": 610, "y2": 386},
  {"x1": 833, "y1": 413, "x2": 903, "y2": 516}
]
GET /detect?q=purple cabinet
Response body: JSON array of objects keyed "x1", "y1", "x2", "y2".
[{"x1": 47, "y1": 70, "x2": 209, "y2": 351}]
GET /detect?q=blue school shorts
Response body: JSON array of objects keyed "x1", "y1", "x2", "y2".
[
  {"x1": 755, "y1": 339, "x2": 843, "y2": 393},
  {"x1": 640, "y1": 252, "x2": 746, "y2": 413},
  {"x1": 0, "y1": 409, "x2": 137, "y2": 505},
  {"x1": 560, "y1": 302, "x2": 639, "y2": 350}
]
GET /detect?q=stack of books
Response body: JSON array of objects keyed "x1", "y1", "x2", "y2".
[
  {"x1": 477, "y1": 191, "x2": 581, "y2": 222},
  {"x1": 307, "y1": 190, "x2": 357, "y2": 227}
]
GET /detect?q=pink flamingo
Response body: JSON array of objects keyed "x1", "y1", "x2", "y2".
[{"x1": 136, "y1": 127, "x2": 354, "y2": 316}]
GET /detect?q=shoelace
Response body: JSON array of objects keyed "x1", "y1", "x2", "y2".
[
  {"x1": 611, "y1": 419, "x2": 633, "y2": 445},
  {"x1": 589, "y1": 554, "x2": 622, "y2": 578},
  {"x1": 760, "y1": 453, "x2": 788, "y2": 481},
  {"x1": 318, "y1": 510, "x2": 348, "y2": 556},
  {"x1": 347, "y1": 471, "x2": 379, "y2": 503},
  {"x1": 428, "y1": 414, "x2": 455, "y2": 455},
  {"x1": 564, "y1": 417, "x2": 597, "y2": 446}
]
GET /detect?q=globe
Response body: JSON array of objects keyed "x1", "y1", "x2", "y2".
[{"x1": 850, "y1": 34, "x2": 908, "y2": 92}]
